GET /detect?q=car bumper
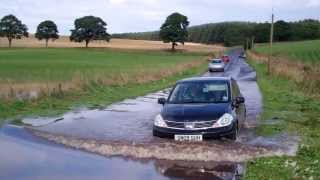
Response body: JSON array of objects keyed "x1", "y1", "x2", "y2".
[{"x1": 153, "y1": 123, "x2": 235, "y2": 139}]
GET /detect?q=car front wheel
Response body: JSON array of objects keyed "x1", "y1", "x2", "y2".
[{"x1": 226, "y1": 123, "x2": 238, "y2": 141}]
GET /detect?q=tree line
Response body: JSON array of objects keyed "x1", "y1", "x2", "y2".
[
  {"x1": 113, "y1": 19, "x2": 320, "y2": 47},
  {"x1": 0, "y1": 14, "x2": 110, "y2": 48},
  {"x1": 2, "y1": 13, "x2": 319, "y2": 49},
  {"x1": 0, "y1": 12, "x2": 188, "y2": 51}
]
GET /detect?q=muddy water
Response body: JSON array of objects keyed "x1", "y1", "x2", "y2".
[
  {"x1": 0, "y1": 124, "x2": 243, "y2": 180},
  {"x1": 4, "y1": 49, "x2": 299, "y2": 179}
]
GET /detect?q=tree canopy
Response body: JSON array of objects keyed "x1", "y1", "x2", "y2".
[
  {"x1": 35, "y1": 20, "x2": 59, "y2": 48},
  {"x1": 0, "y1": 14, "x2": 28, "y2": 48},
  {"x1": 160, "y1": 12, "x2": 189, "y2": 51},
  {"x1": 70, "y1": 16, "x2": 110, "y2": 48}
]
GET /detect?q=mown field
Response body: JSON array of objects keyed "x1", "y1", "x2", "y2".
[
  {"x1": 0, "y1": 47, "x2": 212, "y2": 122},
  {"x1": 0, "y1": 48, "x2": 205, "y2": 83},
  {"x1": 0, "y1": 36, "x2": 224, "y2": 53},
  {"x1": 255, "y1": 40, "x2": 320, "y2": 64}
]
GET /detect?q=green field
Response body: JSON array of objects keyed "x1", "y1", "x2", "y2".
[
  {"x1": 0, "y1": 48, "x2": 208, "y2": 122},
  {"x1": 255, "y1": 40, "x2": 320, "y2": 64},
  {"x1": 245, "y1": 60, "x2": 320, "y2": 179},
  {"x1": 0, "y1": 48, "x2": 205, "y2": 83}
]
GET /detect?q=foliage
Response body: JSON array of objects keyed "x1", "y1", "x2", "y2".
[
  {"x1": 114, "y1": 19, "x2": 320, "y2": 47},
  {"x1": 0, "y1": 14, "x2": 28, "y2": 48},
  {"x1": 35, "y1": 20, "x2": 59, "y2": 48},
  {"x1": 159, "y1": 12, "x2": 189, "y2": 51},
  {"x1": 274, "y1": 20, "x2": 291, "y2": 41},
  {"x1": 70, "y1": 16, "x2": 110, "y2": 48}
]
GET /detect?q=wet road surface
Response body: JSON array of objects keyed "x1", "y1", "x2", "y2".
[
  {"x1": 0, "y1": 124, "x2": 244, "y2": 180},
  {"x1": 0, "y1": 49, "x2": 299, "y2": 179}
]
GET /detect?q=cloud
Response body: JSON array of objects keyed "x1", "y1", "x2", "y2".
[{"x1": 0, "y1": 0, "x2": 319, "y2": 34}]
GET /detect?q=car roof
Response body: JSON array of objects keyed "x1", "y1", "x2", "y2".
[{"x1": 177, "y1": 76, "x2": 232, "y2": 83}]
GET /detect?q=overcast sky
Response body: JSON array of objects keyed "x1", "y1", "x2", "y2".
[{"x1": 1, "y1": 0, "x2": 319, "y2": 35}]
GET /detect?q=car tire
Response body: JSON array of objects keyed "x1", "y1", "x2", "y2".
[
  {"x1": 226, "y1": 123, "x2": 238, "y2": 141},
  {"x1": 152, "y1": 129, "x2": 158, "y2": 137}
]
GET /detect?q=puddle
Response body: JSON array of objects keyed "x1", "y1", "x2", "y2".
[{"x1": 0, "y1": 124, "x2": 244, "y2": 180}]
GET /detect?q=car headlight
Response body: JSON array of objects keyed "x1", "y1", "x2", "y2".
[
  {"x1": 212, "y1": 113, "x2": 233, "y2": 128},
  {"x1": 154, "y1": 114, "x2": 167, "y2": 127}
]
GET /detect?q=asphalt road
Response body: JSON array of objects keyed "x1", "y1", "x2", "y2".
[{"x1": 0, "y1": 49, "x2": 298, "y2": 180}]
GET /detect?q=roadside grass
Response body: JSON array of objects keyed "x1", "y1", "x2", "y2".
[
  {"x1": 254, "y1": 40, "x2": 320, "y2": 64},
  {"x1": 248, "y1": 43, "x2": 320, "y2": 96},
  {"x1": 0, "y1": 48, "x2": 210, "y2": 99},
  {"x1": 245, "y1": 60, "x2": 320, "y2": 179},
  {"x1": 0, "y1": 60, "x2": 207, "y2": 124}
]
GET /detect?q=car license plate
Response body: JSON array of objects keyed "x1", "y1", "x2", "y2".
[{"x1": 174, "y1": 135, "x2": 203, "y2": 142}]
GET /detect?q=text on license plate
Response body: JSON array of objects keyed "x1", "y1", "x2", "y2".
[{"x1": 174, "y1": 135, "x2": 203, "y2": 141}]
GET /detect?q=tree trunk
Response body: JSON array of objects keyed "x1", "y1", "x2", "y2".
[
  {"x1": 8, "y1": 38, "x2": 12, "y2": 48},
  {"x1": 45, "y1": 39, "x2": 49, "y2": 48},
  {"x1": 171, "y1": 42, "x2": 176, "y2": 51},
  {"x1": 85, "y1": 40, "x2": 89, "y2": 48}
]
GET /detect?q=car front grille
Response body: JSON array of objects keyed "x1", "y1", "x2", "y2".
[{"x1": 165, "y1": 120, "x2": 216, "y2": 130}]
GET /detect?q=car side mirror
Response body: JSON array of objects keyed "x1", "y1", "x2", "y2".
[
  {"x1": 236, "y1": 97, "x2": 245, "y2": 104},
  {"x1": 158, "y1": 98, "x2": 166, "y2": 105}
]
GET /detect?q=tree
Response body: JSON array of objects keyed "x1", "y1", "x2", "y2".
[
  {"x1": 253, "y1": 23, "x2": 270, "y2": 43},
  {"x1": 274, "y1": 20, "x2": 291, "y2": 41},
  {"x1": 35, "y1": 20, "x2": 59, "y2": 48},
  {"x1": 70, "y1": 16, "x2": 110, "y2": 48},
  {"x1": 160, "y1": 12, "x2": 189, "y2": 51},
  {"x1": 0, "y1": 14, "x2": 28, "y2": 48}
]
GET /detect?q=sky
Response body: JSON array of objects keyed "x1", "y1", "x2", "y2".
[{"x1": 1, "y1": 0, "x2": 319, "y2": 35}]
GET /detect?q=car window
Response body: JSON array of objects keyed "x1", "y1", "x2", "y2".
[
  {"x1": 168, "y1": 81, "x2": 230, "y2": 104},
  {"x1": 211, "y1": 60, "x2": 222, "y2": 63}
]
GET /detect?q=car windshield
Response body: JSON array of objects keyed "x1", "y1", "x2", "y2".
[
  {"x1": 168, "y1": 81, "x2": 230, "y2": 104},
  {"x1": 212, "y1": 60, "x2": 222, "y2": 63}
]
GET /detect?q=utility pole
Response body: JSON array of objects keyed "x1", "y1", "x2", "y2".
[
  {"x1": 251, "y1": 36, "x2": 255, "y2": 50},
  {"x1": 268, "y1": 10, "x2": 274, "y2": 75}
]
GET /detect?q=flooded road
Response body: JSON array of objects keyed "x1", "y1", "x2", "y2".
[
  {"x1": 0, "y1": 49, "x2": 299, "y2": 180},
  {"x1": 0, "y1": 124, "x2": 244, "y2": 180}
]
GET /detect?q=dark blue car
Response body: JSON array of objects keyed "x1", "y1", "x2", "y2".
[{"x1": 153, "y1": 77, "x2": 246, "y2": 141}]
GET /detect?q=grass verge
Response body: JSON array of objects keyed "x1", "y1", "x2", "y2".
[
  {"x1": 245, "y1": 60, "x2": 320, "y2": 179},
  {"x1": 0, "y1": 63, "x2": 207, "y2": 124}
]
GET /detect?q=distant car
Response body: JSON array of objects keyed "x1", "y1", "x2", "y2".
[
  {"x1": 221, "y1": 55, "x2": 230, "y2": 63},
  {"x1": 153, "y1": 77, "x2": 246, "y2": 141},
  {"x1": 239, "y1": 52, "x2": 246, "y2": 59},
  {"x1": 208, "y1": 59, "x2": 225, "y2": 72}
]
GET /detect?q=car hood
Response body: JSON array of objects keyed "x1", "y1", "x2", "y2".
[{"x1": 161, "y1": 103, "x2": 231, "y2": 122}]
